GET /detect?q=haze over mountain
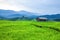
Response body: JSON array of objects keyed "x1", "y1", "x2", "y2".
[
  {"x1": 40, "y1": 14, "x2": 60, "y2": 20},
  {"x1": 0, "y1": 9, "x2": 38, "y2": 20},
  {"x1": 0, "y1": 9, "x2": 60, "y2": 20}
]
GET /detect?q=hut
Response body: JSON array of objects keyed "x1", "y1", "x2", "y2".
[{"x1": 36, "y1": 17, "x2": 48, "y2": 21}]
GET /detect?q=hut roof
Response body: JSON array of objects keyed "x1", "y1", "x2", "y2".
[{"x1": 38, "y1": 17, "x2": 47, "y2": 19}]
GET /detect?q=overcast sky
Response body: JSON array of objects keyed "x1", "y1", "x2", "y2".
[{"x1": 0, "y1": 0, "x2": 60, "y2": 15}]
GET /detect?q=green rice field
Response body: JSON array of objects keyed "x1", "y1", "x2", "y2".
[{"x1": 0, "y1": 20, "x2": 60, "y2": 40}]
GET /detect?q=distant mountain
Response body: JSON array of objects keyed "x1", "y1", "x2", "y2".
[
  {"x1": 0, "y1": 9, "x2": 38, "y2": 20},
  {"x1": 39, "y1": 14, "x2": 60, "y2": 20},
  {"x1": 0, "y1": 9, "x2": 60, "y2": 20},
  {"x1": 0, "y1": 9, "x2": 17, "y2": 16}
]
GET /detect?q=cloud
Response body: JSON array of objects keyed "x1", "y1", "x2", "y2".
[
  {"x1": 0, "y1": 3, "x2": 19, "y2": 11},
  {"x1": 0, "y1": 0, "x2": 60, "y2": 15},
  {"x1": 0, "y1": 0, "x2": 33, "y2": 12}
]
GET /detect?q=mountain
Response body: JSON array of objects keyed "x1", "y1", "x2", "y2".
[
  {"x1": 39, "y1": 14, "x2": 60, "y2": 20},
  {"x1": 0, "y1": 9, "x2": 60, "y2": 21},
  {"x1": 0, "y1": 9, "x2": 18, "y2": 17},
  {"x1": 0, "y1": 9, "x2": 38, "y2": 20}
]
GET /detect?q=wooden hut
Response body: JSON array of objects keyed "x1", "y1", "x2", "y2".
[{"x1": 36, "y1": 17, "x2": 48, "y2": 21}]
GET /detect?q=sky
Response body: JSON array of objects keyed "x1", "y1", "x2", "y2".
[{"x1": 0, "y1": 0, "x2": 60, "y2": 15}]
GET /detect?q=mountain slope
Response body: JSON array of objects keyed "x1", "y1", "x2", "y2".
[
  {"x1": 0, "y1": 9, "x2": 60, "y2": 20},
  {"x1": 39, "y1": 14, "x2": 60, "y2": 20},
  {"x1": 0, "y1": 9, "x2": 38, "y2": 20},
  {"x1": 0, "y1": 9, "x2": 17, "y2": 17}
]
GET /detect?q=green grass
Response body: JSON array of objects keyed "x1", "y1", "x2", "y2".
[{"x1": 0, "y1": 20, "x2": 60, "y2": 40}]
